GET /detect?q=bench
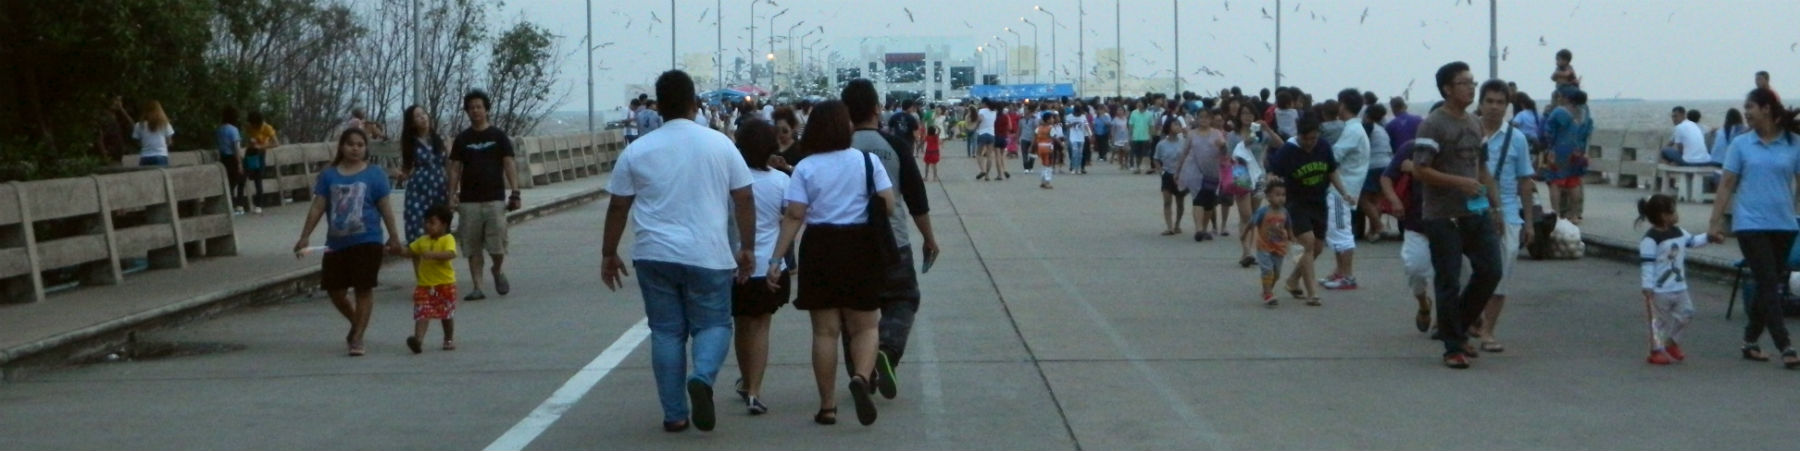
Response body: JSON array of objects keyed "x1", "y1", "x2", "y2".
[{"x1": 1654, "y1": 164, "x2": 1718, "y2": 203}]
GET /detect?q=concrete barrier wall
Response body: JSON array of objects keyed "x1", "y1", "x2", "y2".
[
  {"x1": 2, "y1": 165, "x2": 237, "y2": 303},
  {"x1": 1586, "y1": 127, "x2": 1677, "y2": 188}
]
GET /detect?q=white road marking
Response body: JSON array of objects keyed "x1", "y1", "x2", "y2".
[{"x1": 484, "y1": 318, "x2": 651, "y2": 451}]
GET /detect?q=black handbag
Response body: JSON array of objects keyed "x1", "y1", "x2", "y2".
[{"x1": 862, "y1": 151, "x2": 900, "y2": 267}]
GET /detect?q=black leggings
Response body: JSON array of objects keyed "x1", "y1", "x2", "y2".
[
  {"x1": 1738, "y1": 230, "x2": 1794, "y2": 350},
  {"x1": 221, "y1": 156, "x2": 247, "y2": 209}
]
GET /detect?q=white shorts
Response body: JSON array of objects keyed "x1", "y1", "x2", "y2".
[
  {"x1": 1326, "y1": 193, "x2": 1357, "y2": 253},
  {"x1": 1402, "y1": 230, "x2": 1433, "y2": 296},
  {"x1": 1495, "y1": 222, "x2": 1521, "y2": 296}
]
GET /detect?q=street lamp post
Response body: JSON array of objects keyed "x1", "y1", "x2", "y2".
[
  {"x1": 992, "y1": 38, "x2": 1009, "y2": 84},
  {"x1": 586, "y1": 0, "x2": 592, "y2": 136},
  {"x1": 1020, "y1": 18, "x2": 1038, "y2": 84},
  {"x1": 1003, "y1": 29, "x2": 1021, "y2": 81},
  {"x1": 769, "y1": 8, "x2": 788, "y2": 89},
  {"x1": 1172, "y1": 0, "x2": 1178, "y2": 95},
  {"x1": 669, "y1": 0, "x2": 676, "y2": 69},
  {"x1": 1115, "y1": 0, "x2": 1121, "y2": 98},
  {"x1": 1489, "y1": 0, "x2": 1498, "y2": 79},
  {"x1": 786, "y1": 21, "x2": 805, "y2": 96},
  {"x1": 1275, "y1": 0, "x2": 1282, "y2": 91},
  {"x1": 1036, "y1": 6, "x2": 1057, "y2": 87},
  {"x1": 795, "y1": 28, "x2": 816, "y2": 94},
  {"x1": 750, "y1": 0, "x2": 758, "y2": 85}
]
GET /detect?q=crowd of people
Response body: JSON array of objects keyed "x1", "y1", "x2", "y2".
[{"x1": 256, "y1": 43, "x2": 1800, "y2": 433}]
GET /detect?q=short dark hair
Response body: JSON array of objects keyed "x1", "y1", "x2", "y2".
[
  {"x1": 630, "y1": 99, "x2": 642, "y2": 108},
  {"x1": 1389, "y1": 96, "x2": 1408, "y2": 112},
  {"x1": 1296, "y1": 111, "x2": 1322, "y2": 136},
  {"x1": 655, "y1": 70, "x2": 696, "y2": 120},
  {"x1": 1435, "y1": 61, "x2": 1471, "y2": 100},
  {"x1": 1556, "y1": 49, "x2": 1572, "y2": 61},
  {"x1": 1264, "y1": 178, "x2": 1285, "y2": 194},
  {"x1": 463, "y1": 89, "x2": 492, "y2": 111},
  {"x1": 842, "y1": 79, "x2": 880, "y2": 123},
  {"x1": 425, "y1": 204, "x2": 454, "y2": 226},
  {"x1": 247, "y1": 110, "x2": 266, "y2": 127},
  {"x1": 901, "y1": 98, "x2": 917, "y2": 110},
  {"x1": 1364, "y1": 104, "x2": 1388, "y2": 123},
  {"x1": 1336, "y1": 88, "x2": 1364, "y2": 116},
  {"x1": 221, "y1": 106, "x2": 239, "y2": 126},
  {"x1": 1687, "y1": 109, "x2": 1702, "y2": 123},
  {"x1": 797, "y1": 100, "x2": 854, "y2": 157},
  {"x1": 1672, "y1": 106, "x2": 1686, "y2": 115},
  {"x1": 734, "y1": 119, "x2": 778, "y2": 171},
  {"x1": 1757, "y1": 70, "x2": 1771, "y2": 79},
  {"x1": 1479, "y1": 80, "x2": 1511, "y2": 107}
]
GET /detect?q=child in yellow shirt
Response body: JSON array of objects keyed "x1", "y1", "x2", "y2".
[{"x1": 399, "y1": 205, "x2": 459, "y2": 353}]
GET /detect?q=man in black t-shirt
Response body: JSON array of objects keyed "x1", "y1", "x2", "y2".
[
  {"x1": 448, "y1": 89, "x2": 520, "y2": 301},
  {"x1": 1265, "y1": 113, "x2": 1354, "y2": 306},
  {"x1": 887, "y1": 99, "x2": 922, "y2": 155}
]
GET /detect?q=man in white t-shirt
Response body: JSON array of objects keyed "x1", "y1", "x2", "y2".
[
  {"x1": 1323, "y1": 89, "x2": 1370, "y2": 290},
  {"x1": 600, "y1": 70, "x2": 756, "y2": 433},
  {"x1": 760, "y1": 102, "x2": 775, "y2": 122},
  {"x1": 1662, "y1": 106, "x2": 1717, "y2": 166}
]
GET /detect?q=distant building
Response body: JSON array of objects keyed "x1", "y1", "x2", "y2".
[{"x1": 830, "y1": 36, "x2": 986, "y2": 102}]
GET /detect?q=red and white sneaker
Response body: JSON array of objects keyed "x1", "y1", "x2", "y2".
[
  {"x1": 1666, "y1": 342, "x2": 1685, "y2": 361},
  {"x1": 1322, "y1": 276, "x2": 1359, "y2": 290},
  {"x1": 1647, "y1": 350, "x2": 1674, "y2": 365}
]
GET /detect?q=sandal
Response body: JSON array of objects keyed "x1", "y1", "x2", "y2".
[
  {"x1": 1783, "y1": 349, "x2": 1800, "y2": 369},
  {"x1": 442, "y1": 340, "x2": 457, "y2": 351},
  {"x1": 813, "y1": 408, "x2": 838, "y2": 425},
  {"x1": 1743, "y1": 344, "x2": 1770, "y2": 362},
  {"x1": 1160, "y1": 229, "x2": 1178, "y2": 236},
  {"x1": 1414, "y1": 310, "x2": 1432, "y2": 333},
  {"x1": 1238, "y1": 256, "x2": 1256, "y2": 268},
  {"x1": 848, "y1": 375, "x2": 878, "y2": 426},
  {"x1": 1305, "y1": 297, "x2": 1323, "y2": 307},
  {"x1": 348, "y1": 341, "x2": 366, "y2": 357}
]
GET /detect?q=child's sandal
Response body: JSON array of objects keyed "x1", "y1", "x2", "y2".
[
  {"x1": 1743, "y1": 344, "x2": 1769, "y2": 362},
  {"x1": 1783, "y1": 349, "x2": 1800, "y2": 369}
]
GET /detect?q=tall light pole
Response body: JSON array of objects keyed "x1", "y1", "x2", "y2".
[
  {"x1": 1004, "y1": 29, "x2": 1021, "y2": 82},
  {"x1": 1488, "y1": 0, "x2": 1498, "y2": 80},
  {"x1": 1275, "y1": 0, "x2": 1282, "y2": 91},
  {"x1": 1115, "y1": 0, "x2": 1121, "y2": 98},
  {"x1": 669, "y1": 0, "x2": 676, "y2": 69},
  {"x1": 1020, "y1": 18, "x2": 1039, "y2": 84},
  {"x1": 750, "y1": 0, "x2": 760, "y2": 85},
  {"x1": 977, "y1": 46, "x2": 986, "y2": 86},
  {"x1": 586, "y1": 0, "x2": 592, "y2": 136},
  {"x1": 992, "y1": 37, "x2": 1010, "y2": 84},
  {"x1": 794, "y1": 28, "x2": 815, "y2": 93},
  {"x1": 768, "y1": 8, "x2": 788, "y2": 88},
  {"x1": 1077, "y1": 0, "x2": 1085, "y2": 96},
  {"x1": 1036, "y1": 6, "x2": 1058, "y2": 87},
  {"x1": 785, "y1": 21, "x2": 805, "y2": 95},
  {"x1": 716, "y1": 0, "x2": 723, "y2": 91}
]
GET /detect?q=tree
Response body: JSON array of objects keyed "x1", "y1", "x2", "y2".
[{"x1": 485, "y1": 19, "x2": 564, "y2": 137}]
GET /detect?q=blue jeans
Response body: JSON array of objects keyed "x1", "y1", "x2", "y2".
[
  {"x1": 633, "y1": 260, "x2": 734, "y2": 423},
  {"x1": 1422, "y1": 214, "x2": 1502, "y2": 355},
  {"x1": 1661, "y1": 148, "x2": 1721, "y2": 167},
  {"x1": 1069, "y1": 140, "x2": 1086, "y2": 172},
  {"x1": 138, "y1": 155, "x2": 169, "y2": 167}
]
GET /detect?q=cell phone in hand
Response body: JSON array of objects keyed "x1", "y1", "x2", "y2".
[{"x1": 921, "y1": 250, "x2": 938, "y2": 274}]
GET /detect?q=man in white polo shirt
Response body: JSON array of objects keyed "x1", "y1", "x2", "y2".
[
  {"x1": 1662, "y1": 106, "x2": 1718, "y2": 167},
  {"x1": 600, "y1": 70, "x2": 757, "y2": 433}
]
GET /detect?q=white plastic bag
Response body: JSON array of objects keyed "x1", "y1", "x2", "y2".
[{"x1": 1550, "y1": 218, "x2": 1584, "y2": 259}]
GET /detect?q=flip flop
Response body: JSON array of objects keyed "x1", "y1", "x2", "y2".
[
  {"x1": 1305, "y1": 297, "x2": 1323, "y2": 307},
  {"x1": 1414, "y1": 310, "x2": 1432, "y2": 333}
]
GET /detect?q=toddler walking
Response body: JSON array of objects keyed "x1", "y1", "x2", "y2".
[
  {"x1": 1247, "y1": 181, "x2": 1292, "y2": 307},
  {"x1": 400, "y1": 205, "x2": 460, "y2": 353},
  {"x1": 924, "y1": 125, "x2": 942, "y2": 182},
  {"x1": 1637, "y1": 194, "x2": 1705, "y2": 364}
]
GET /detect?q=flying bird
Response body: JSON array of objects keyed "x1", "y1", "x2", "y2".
[
  {"x1": 1402, "y1": 78, "x2": 1416, "y2": 100},
  {"x1": 1264, "y1": 41, "x2": 1272, "y2": 52},
  {"x1": 698, "y1": 8, "x2": 709, "y2": 23},
  {"x1": 1151, "y1": 42, "x2": 1164, "y2": 51},
  {"x1": 1359, "y1": 7, "x2": 1368, "y2": 24},
  {"x1": 1213, "y1": 15, "x2": 1219, "y2": 22},
  {"x1": 1502, "y1": 46, "x2": 1509, "y2": 61},
  {"x1": 904, "y1": 7, "x2": 914, "y2": 23},
  {"x1": 1242, "y1": 54, "x2": 1256, "y2": 64},
  {"x1": 1420, "y1": 20, "x2": 1428, "y2": 28},
  {"x1": 1310, "y1": 11, "x2": 1315, "y2": 20},
  {"x1": 1223, "y1": 1, "x2": 1229, "y2": 11},
  {"x1": 1421, "y1": 41, "x2": 1431, "y2": 50},
  {"x1": 1294, "y1": 2, "x2": 1301, "y2": 13},
  {"x1": 1538, "y1": 35, "x2": 1547, "y2": 46},
  {"x1": 1260, "y1": 7, "x2": 1272, "y2": 20},
  {"x1": 1666, "y1": 11, "x2": 1675, "y2": 22},
  {"x1": 650, "y1": 12, "x2": 662, "y2": 23},
  {"x1": 1791, "y1": 42, "x2": 1797, "y2": 52},
  {"x1": 963, "y1": 20, "x2": 973, "y2": 29}
]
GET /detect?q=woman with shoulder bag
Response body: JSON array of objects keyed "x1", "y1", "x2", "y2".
[{"x1": 767, "y1": 101, "x2": 898, "y2": 426}]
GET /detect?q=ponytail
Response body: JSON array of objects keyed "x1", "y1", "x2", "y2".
[{"x1": 1636, "y1": 194, "x2": 1675, "y2": 227}]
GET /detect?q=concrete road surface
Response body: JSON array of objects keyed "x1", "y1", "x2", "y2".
[{"x1": 2, "y1": 153, "x2": 1796, "y2": 450}]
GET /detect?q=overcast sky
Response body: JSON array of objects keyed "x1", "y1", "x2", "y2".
[{"x1": 514, "y1": 0, "x2": 1800, "y2": 111}]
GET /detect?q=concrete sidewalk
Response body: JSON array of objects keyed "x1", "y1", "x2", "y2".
[{"x1": 0, "y1": 173, "x2": 611, "y2": 379}]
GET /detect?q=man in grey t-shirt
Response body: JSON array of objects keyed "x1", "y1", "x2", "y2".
[
  {"x1": 841, "y1": 79, "x2": 942, "y2": 400},
  {"x1": 1411, "y1": 61, "x2": 1504, "y2": 369}
]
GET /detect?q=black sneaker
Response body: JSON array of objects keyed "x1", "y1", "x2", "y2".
[
  {"x1": 686, "y1": 379, "x2": 715, "y2": 431},
  {"x1": 875, "y1": 351, "x2": 898, "y2": 400}
]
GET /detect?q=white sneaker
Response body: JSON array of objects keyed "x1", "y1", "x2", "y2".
[
  {"x1": 232, "y1": 207, "x2": 245, "y2": 216},
  {"x1": 252, "y1": 207, "x2": 263, "y2": 214}
]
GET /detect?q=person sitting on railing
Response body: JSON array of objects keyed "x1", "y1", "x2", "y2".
[{"x1": 1662, "y1": 106, "x2": 1721, "y2": 167}]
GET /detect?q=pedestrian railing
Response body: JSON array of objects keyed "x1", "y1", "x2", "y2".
[
  {"x1": 2, "y1": 165, "x2": 238, "y2": 303},
  {"x1": 1586, "y1": 127, "x2": 1674, "y2": 189}
]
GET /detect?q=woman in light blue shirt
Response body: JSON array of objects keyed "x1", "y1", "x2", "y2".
[{"x1": 1707, "y1": 88, "x2": 1800, "y2": 368}]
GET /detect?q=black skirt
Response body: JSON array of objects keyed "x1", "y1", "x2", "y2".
[{"x1": 794, "y1": 224, "x2": 885, "y2": 311}]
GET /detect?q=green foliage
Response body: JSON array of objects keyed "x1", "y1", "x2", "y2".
[{"x1": 486, "y1": 20, "x2": 561, "y2": 136}]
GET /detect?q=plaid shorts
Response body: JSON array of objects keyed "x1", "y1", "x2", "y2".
[{"x1": 413, "y1": 284, "x2": 458, "y2": 320}]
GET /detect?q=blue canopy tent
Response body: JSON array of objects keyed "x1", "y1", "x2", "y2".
[
  {"x1": 700, "y1": 89, "x2": 755, "y2": 106},
  {"x1": 968, "y1": 83, "x2": 1076, "y2": 101}
]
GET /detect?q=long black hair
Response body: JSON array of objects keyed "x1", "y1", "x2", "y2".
[
  {"x1": 399, "y1": 104, "x2": 444, "y2": 173},
  {"x1": 333, "y1": 128, "x2": 369, "y2": 166},
  {"x1": 1747, "y1": 88, "x2": 1800, "y2": 135}
]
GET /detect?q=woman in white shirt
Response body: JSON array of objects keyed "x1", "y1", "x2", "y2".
[
  {"x1": 133, "y1": 100, "x2": 176, "y2": 166},
  {"x1": 1067, "y1": 106, "x2": 1092, "y2": 174},
  {"x1": 729, "y1": 120, "x2": 791, "y2": 416},
  {"x1": 767, "y1": 101, "x2": 896, "y2": 426}
]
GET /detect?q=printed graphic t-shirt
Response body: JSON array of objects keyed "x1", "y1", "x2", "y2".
[{"x1": 313, "y1": 165, "x2": 393, "y2": 250}]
